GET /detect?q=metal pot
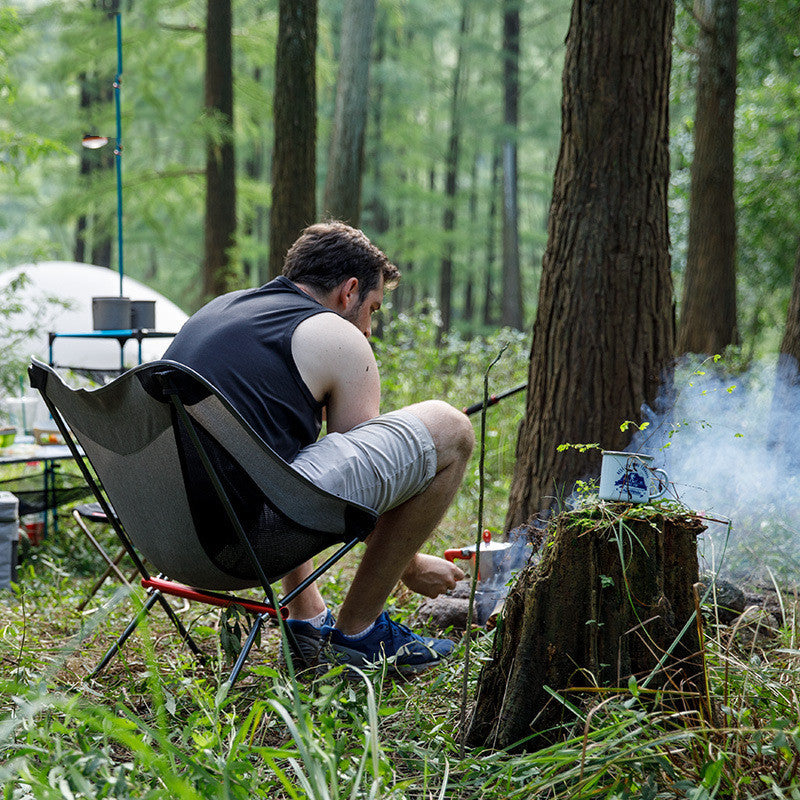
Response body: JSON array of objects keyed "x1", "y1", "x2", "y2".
[{"x1": 444, "y1": 529, "x2": 515, "y2": 583}]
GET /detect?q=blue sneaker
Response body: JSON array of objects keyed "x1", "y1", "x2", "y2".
[
  {"x1": 322, "y1": 611, "x2": 455, "y2": 675},
  {"x1": 284, "y1": 608, "x2": 335, "y2": 669}
]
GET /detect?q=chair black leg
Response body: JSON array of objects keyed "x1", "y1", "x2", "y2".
[
  {"x1": 90, "y1": 589, "x2": 206, "y2": 679},
  {"x1": 153, "y1": 592, "x2": 205, "y2": 661},
  {"x1": 90, "y1": 590, "x2": 162, "y2": 678},
  {"x1": 226, "y1": 612, "x2": 269, "y2": 688}
]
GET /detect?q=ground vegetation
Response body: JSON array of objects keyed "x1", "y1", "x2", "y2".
[{"x1": 2, "y1": 319, "x2": 800, "y2": 796}]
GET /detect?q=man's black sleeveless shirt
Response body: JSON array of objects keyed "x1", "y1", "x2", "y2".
[
  {"x1": 163, "y1": 278, "x2": 330, "y2": 575},
  {"x1": 164, "y1": 276, "x2": 327, "y2": 461}
]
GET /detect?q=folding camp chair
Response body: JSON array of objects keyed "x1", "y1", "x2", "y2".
[{"x1": 28, "y1": 358, "x2": 378, "y2": 686}]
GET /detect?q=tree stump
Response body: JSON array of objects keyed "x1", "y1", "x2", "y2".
[{"x1": 466, "y1": 509, "x2": 707, "y2": 750}]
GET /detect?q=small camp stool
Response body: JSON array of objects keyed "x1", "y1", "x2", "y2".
[{"x1": 73, "y1": 502, "x2": 135, "y2": 611}]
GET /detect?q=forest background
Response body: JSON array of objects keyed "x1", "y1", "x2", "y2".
[
  {"x1": 2, "y1": 2, "x2": 800, "y2": 796},
  {"x1": 0, "y1": 0, "x2": 797, "y2": 356}
]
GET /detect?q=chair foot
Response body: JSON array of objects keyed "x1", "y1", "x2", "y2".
[{"x1": 227, "y1": 612, "x2": 268, "y2": 687}]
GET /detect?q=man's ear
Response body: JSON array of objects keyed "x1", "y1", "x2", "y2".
[{"x1": 338, "y1": 276, "x2": 360, "y2": 311}]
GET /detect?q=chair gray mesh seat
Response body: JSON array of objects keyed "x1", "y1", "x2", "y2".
[{"x1": 29, "y1": 358, "x2": 378, "y2": 683}]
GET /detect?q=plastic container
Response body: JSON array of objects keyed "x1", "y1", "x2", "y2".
[
  {"x1": 21, "y1": 512, "x2": 45, "y2": 546},
  {"x1": 0, "y1": 491, "x2": 19, "y2": 589},
  {"x1": 2, "y1": 397, "x2": 39, "y2": 435}
]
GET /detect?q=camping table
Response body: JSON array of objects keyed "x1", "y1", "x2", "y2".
[
  {"x1": 0, "y1": 440, "x2": 83, "y2": 539},
  {"x1": 48, "y1": 329, "x2": 178, "y2": 373}
]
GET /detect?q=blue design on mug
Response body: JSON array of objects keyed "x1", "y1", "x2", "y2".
[{"x1": 614, "y1": 469, "x2": 648, "y2": 499}]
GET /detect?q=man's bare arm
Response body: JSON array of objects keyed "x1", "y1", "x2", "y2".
[{"x1": 291, "y1": 312, "x2": 380, "y2": 433}]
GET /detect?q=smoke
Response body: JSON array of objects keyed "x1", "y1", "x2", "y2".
[{"x1": 628, "y1": 356, "x2": 800, "y2": 584}]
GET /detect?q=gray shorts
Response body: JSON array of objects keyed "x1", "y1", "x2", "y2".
[{"x1": 289, "y1": 409, "x2": 438, "y2": 514}]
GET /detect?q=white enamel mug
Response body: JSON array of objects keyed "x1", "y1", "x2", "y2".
[{"x1": 598, "y1": 451, "x2": 669, "y2": 504}]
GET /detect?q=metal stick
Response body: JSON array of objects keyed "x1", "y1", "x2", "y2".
[{"x1": 114, "y1": 11, "x2": 123, "y2": 297}]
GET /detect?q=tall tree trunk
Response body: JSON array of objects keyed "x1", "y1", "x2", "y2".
[
  {"x1": 438, "y1": 2, "x2": 471, "y2": 338},
  {"x1": 505, "y1": 0, "x2": 676, "y2": 531},
  {"x1": 244, "y1": 66, "x2": 268, "y2": 286},
  {"x1": 778, "y1": 243, "x2": 800, "y2": 373},
  {"x1": 501, "y1": 0, "x2": 524, "y2": 330},
  {"x1": 322, "y1": 0, "x2": 377, "y2": 225},
  {"x1": 268, "y1": 0, "x2": 317, "y2": 279},
  {"x1": 364, "y1": 12, "x2": 390, "y2": 236},
  {"x1": 677, "y1": 0, "x2": 738, "y2": 355},
  {"x1": 202, "y1": 0, "x2": 237, "y2": 302},
  {"x1": 462, "y1": 151, "x2": 479, "y2": 329}
]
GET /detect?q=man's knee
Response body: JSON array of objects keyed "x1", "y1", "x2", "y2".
[{"x1": 406, "y1": 399, "x2": 475, "y2": 464}]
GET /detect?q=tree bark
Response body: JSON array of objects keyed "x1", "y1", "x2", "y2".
[
  {"x1": 677, "y1": 0, "x2": 738, "y2": 355},
  {"x1": 505, "y1": 0, "x2": 676, "y2": 531},
  {"x1": 501, "y1": 0, "x2": 524, "y2": 330},
  {"x1": 243, "y1": 66, "x2": 268, "y2": 286},
  {"x1": 202, "y1": 0, "x2": 237, "y2": 302},
  {"x1": 463, "y1": 151, "x2": 479, "y2": 328},
  {"x1": 322, "y1": 0, "x2": 377, "y2": 226},
  {"x1": 467, "y1": 511, "x2": 707, "y2": 750},
  {"x1": 778, "y1": 242, "x2": 800, "y2": 370},
  {"x1": 268, "y1": 0, "x2": 317, "y2": 279}
]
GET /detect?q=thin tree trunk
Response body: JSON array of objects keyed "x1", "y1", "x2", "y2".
[
  {"x1": 677, "y1": 0, "x2": 738, "y2": 355},
  {"x1": 483, "y1": 145, "x2": 501, "y2": 327},
  {"x1": 75, "y1": 1, "x2": 118, "y2": 268},
  {"x1": 268, "y1": 0, "x2": 317, "y2": 279},
  {"x1": 322, "y1": 0, "x2": 377, "y2": 225},
  {"x1": 501, "y1": 0, "x2": 524, "y2": 330},
  {"x1": 364, "y1": 13, "x2": 390, "y2": 236},
  {"x1": 505, "y1": 0, "x2": 676, "y2": 531},
  {"x1": 244, "y1": 67, "x2": 267, "y2": 286},
  {"x1": 202, "y1": 0, "x2": 237, "y2": 302},
  {"x1": 462, "y1": 151, "x2": 479, "y2": 329},
  {"x1": 438, "y1": 2, "x2": 471, "y2": 338}
]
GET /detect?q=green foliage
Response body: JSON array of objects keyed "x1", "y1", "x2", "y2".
[
  {"x1": 0, "y1": 272, "x2": 69, "y2": 397},
  {"x1": 374, "y1": 304, "x2": 528, "y2": 531},
  {"x1": 1, "y1": 0, "x2": 569, "y2": 324},
  {"x1": 0, "y1": 6, "x2": 66, "y2": 180}
]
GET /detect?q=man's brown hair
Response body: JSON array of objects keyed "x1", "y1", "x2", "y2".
[{"x1": 282, "y1": 221, "x2": 400, "y2": 297}]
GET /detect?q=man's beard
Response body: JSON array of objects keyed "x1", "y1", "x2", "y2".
[{"x1": 341, "y1": 298, "x2": 364, "y2": 325}]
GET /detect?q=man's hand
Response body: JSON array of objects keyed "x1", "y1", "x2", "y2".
[{"x1": 401, "y1": 553, "x2": 465, "y2": 598}]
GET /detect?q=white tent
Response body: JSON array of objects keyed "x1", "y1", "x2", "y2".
[{"x1": 0, "y1": 261, "x2": 189, "y2": 371}]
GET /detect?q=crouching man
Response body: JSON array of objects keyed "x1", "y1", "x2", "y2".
[{"x1": 164, "y1": 221, "x2": 474, "y2": 674}]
